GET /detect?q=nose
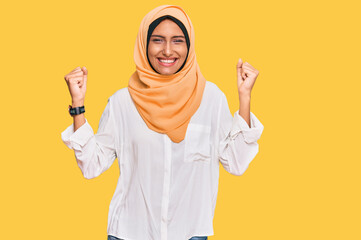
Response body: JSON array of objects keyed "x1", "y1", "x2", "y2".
[{"x1": 162, "y1": 42, "x2": 172, "y2": 56}]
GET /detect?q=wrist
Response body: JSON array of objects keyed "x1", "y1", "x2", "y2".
[
  {"x1": 72, "y1": 100, "x2": 84, "y2": 107},
  {"x1": 238, "y1": 89, "x2": 251, "y2": 97},
  {"x1": 238, "y1": 92, "x2": 251, "y2": 101}
]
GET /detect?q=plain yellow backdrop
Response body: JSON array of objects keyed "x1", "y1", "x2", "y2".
[{"x1": 1, "y1": 0, "x2": 360, "y2": 239}]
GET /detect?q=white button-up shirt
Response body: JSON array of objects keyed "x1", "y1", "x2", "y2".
[{"x1": 61, "y1": 81, "x2": 264, "y2": 240}]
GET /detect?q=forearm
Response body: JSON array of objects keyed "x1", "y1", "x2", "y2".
[
  {"x1": 238, "y1": 93, "x2": 251, "y2": 128},
  {"x1": 72, "y1": 100, "x2": 86, "y2": 132}
]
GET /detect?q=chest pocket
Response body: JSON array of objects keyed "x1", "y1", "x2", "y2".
[{"x1": 184, "y1": 123, "x2": 212, "y2": 163}]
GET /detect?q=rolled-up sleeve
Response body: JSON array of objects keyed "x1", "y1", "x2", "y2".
[
  {"x1": 61, "y1": 97, "x2": 117, "y2": 179},
  {"x1": 217, "y1": 92, "x2": 264, "y2": 176}
]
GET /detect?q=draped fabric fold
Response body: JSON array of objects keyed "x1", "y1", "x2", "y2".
[{"x1": 128, "y1": 5, "x2": 206, "y2": 143}]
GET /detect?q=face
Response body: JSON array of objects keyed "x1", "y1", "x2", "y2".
[{"x1": 147, "y1": 19, "x2": 188, "y2": 75}]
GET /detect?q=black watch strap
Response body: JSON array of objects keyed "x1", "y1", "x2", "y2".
[{"x1": 68, "y1": 105, "x2": 85, "y2": 116}]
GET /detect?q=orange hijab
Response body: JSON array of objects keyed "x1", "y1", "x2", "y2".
[{"x1": 128, "y1": 5, "x2": 206, "y2": 143}]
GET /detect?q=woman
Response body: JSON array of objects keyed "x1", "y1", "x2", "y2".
[{"x1": 62, "y1": 5, "x2": 264, "y2": 240}]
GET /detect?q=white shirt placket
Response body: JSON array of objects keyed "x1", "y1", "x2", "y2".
[{"x1": 160, "y1": 134, "x2": 172, "y2": 240}]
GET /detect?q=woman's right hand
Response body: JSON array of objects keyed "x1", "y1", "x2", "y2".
[{"x1": 64, "y1": 66, "x2": 88, "y2": 106}]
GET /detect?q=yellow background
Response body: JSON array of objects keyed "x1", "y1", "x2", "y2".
[{"x1": 1, "y1": 0, "x2": 360, "y2": 239}]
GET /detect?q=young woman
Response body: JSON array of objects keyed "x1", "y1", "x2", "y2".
[{"x1": 62, "y1": 5, "x2": 264, "y2": 240}]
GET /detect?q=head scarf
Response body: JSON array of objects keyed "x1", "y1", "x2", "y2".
[{"x1": 128, "y1": 5, "x2": 206, "y2": 143}]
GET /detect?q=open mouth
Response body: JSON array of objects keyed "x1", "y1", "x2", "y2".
[{"x1": 157, "y1": 58, "x2": 178, "y2": 67}]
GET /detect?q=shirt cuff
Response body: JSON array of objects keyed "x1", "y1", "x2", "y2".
[
  {"x1": 61, "y1": 118, "x2": 94, "y2": 151},
  {"x1": 229, "y1": 111, "x2": 264, "y2": 143}
]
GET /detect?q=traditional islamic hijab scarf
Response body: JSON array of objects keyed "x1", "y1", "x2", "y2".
[{"x1": 128, "y1": 5, "x2": 207, "y2": 143}]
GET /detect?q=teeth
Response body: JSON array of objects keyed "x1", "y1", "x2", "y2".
[{"x1": 159, "y1": 59, "x2": 176, "y2": 63}]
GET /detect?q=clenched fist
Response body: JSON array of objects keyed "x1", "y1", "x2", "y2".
[
  {"x1": 64, "y1": 66, "x2": 88, "y2": 106},
  {"x1": 236, "y1": 58, "x2": 259, "y2": 96}
]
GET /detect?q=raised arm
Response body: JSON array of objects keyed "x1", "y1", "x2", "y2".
[
  {"x1": 217, "y1": 58, "x2": 264, "y2": 176},
  {"x1": 62, "y1": 66, "x2": 117, "y2": 179}
]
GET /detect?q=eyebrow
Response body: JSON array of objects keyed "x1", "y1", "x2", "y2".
[{"x1": 151, "y1": 35, "x2": 185, "y2": 38}]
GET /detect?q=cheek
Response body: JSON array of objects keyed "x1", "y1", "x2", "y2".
[
  {"x1": 179, "y1": 47, "x2": 188, "y2": 61},
  {"x1": 147, "y1": 44, "x2": 160, "y2": 58},
  {"x1": 168, "y1": 45, "x2": 187, "y2": 60}
]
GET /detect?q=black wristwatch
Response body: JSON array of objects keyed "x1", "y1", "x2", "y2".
[{"x1": 68, "y1": 105, "x2": 85, "y2": 116}]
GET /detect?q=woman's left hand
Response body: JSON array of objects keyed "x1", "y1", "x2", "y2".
[{"x1": 236, "y1": 58, "x2": 259, "y2": 96}]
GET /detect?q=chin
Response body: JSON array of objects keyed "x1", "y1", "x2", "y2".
[
  {"x1": 157, "y1": 67, "x2": 178, "y2": 75},
  {"x1": 159, "y1": 71, "x2": 175, "y2": 75}
]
